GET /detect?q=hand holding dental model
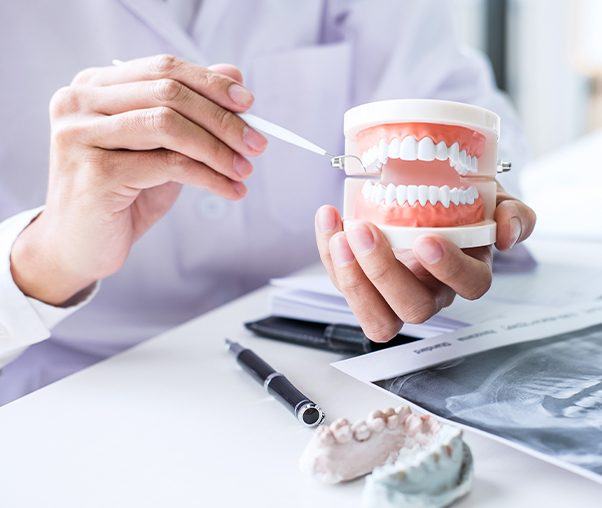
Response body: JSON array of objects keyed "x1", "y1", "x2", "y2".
[
  {"x1": 10, "y1": 55, "x2": 267, "y2": 305},
  {"x1": 316, "y1": 100, "x2": 536, "y2": 342}
]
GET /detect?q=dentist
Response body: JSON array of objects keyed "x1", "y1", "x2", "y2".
[{"x1": 0, "y1": 0, "x2": 535, "y2": 404}]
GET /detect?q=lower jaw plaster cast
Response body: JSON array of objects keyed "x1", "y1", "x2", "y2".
[
  {"x1": 299, "y1": 406, "x2": 473, "y2": 508},
  {"x1": 342, "y1": 100, "x2": 504, "y2": 249}
]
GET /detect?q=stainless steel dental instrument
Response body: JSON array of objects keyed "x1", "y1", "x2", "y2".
[
  {"x1": 225, "y1": 338, "x2": 325, "y2": 427},
  {"x1": 114, "y1": 59, "x2": 365, "y2": 172},
  {"x1": 238, "y1": 112, "x2": 368, "y2": 173}
]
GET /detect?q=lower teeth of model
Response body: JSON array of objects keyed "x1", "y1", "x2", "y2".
[{"x1": 362, "y1": 181, "x2": 478, "y2": 208}]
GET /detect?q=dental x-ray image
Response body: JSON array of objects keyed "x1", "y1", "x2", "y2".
[{"x1": 376, "y1": 324, "x2": 602, "y2": 481}]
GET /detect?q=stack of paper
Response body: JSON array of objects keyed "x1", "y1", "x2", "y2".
[
  {"x1": 269, "y1": 275, "x2": 465, "y2": 338},
  {"x1": 269, "y1": 262, "x2": 602, "y2": 339}
]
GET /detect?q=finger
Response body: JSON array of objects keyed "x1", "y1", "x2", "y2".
[
  {"x1": 72, "y1": 55, "x2": 253, "y2": 112},
  {"x1": 392, "y1": 248, "x2": 457, "y2": 309},
  {"x1": 81, "y1": 107, "x2": 253, "y2": 182},
  {"x1": 494, "y1": 196, "x2": 537, "y2": 250},
  {"x1": 314, "y1": 205, "x2": 343, "y2": 286},
  {"x1": 329, "y1": 232, "x2": 403, "y2": 342},
  {"x1": 346, "y1": 222, "x2": 438, "y2": 324},
  {"x1": 413, "y1": 236, "x2": 493, "y2": 300},
  {"x1": 104, "y1": 149, "x2": 246, "y2": 200},
  {"x1": 207, "y1": 63, "x2": 243, "y2": 84},
  {"x1": 83, "y1": 80, "x2": 267, "y2": 156}
]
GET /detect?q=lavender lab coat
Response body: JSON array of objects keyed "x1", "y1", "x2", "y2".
[{"x1": 0, "y1": 0, "x2": 525, "y2": 403}]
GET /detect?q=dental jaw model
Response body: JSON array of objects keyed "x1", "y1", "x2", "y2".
[
  {"x1": 299, "y1": 406, "x2": 473, "y2": 508},
  {"x1": 343, "y1": 99, "x2": 502, "y2": 249}
]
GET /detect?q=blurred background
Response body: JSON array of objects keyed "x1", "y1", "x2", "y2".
[{"x1": 453, "y1": 0, "x2": 601, "y2": 242}]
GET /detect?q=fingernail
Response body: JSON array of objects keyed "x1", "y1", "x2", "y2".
[
  {"x1": 331, "y1": 233, "x2": 355, "y2": 266},
  {"x1": 347, "y1": 223, "x2": 375, "y2": 254},
  {"x1": 414, "y1": 237, "x2": 443, "y2": 264},
  {"x1": 232, "y1": 181, "x2": 247, "y2": 197},
  {"x1": 317, "y1": 207, "x2": 337, "y2": 233},
  {"x1": 233, "y1": 153, "x2": 253, "y2": 178},
  {"x1": 243, "y1": 126, "x2": 267, "y2": 152},
  {"x1": 509, "y1": 217, "x2": 522, "y2": 248},
  {"x1": 228, "y1": 83, "x2": 254, "y2": 107}
]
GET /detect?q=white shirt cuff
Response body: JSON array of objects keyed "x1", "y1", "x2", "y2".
[{"x1": 0, "y1": 207, "x2": 98, "y2": 355}]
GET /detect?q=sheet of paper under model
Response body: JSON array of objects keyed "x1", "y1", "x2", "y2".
[{"x1": 333, "y1": 299, "x2": 602, "y2": 484}]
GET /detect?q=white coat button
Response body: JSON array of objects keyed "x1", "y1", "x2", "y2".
[{"x1": 197, "y1": 195, "x2": 228, "y2": 219}]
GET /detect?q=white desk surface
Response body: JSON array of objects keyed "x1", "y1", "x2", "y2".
[{"x1": 0, "y1": 238, "x2": 600, "y2": 507}]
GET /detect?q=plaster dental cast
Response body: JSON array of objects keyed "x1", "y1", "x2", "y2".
[
  {"x1": 300, "y1": 405, "x2": 473, "y2": 508},
  {"x1": 0, "y1": 1, "x2": 535, "y2": 405}
]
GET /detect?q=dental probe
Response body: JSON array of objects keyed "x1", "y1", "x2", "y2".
[
  {"x1": 225, "y1": 339, "x2": 326, "y2": 428},
  {"x1": 113, "y1": 59, "x2": 366, "y2": 172},
  {"x1": 238, "y1": 112, "x2": 367, "y2": 173}
]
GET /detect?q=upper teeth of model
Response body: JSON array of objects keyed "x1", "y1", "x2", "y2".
[
  {"x1": 361, "y1": 137, "x2": 478, "y2": 175},
  {"x1": 362, "y1": 181, "x2": 479, "y2": 208}
]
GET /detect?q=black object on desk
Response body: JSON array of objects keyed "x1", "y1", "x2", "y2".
[
  {"x1": 225, "y1": 339, "x2": 326, "y2": 427},
  {"x1": 245, "y1": 316, "x2": 419, "y2": 355}
]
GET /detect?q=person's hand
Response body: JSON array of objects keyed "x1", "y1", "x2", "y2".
[
  {"x1": 11, "y1": 55, "x2": 267, "y2": 305},
  {"x1": 315, "y1": 185, "x2": 536, "y2": 342}
]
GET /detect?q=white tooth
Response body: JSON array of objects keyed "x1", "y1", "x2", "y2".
[
  {"x1": 333, "y1": 425, "x2": 352, "y2": 444},
  {"x1": 440, "y1": 185, "x2": 450, "y2": 208},
  {"x1": 385, "y1": 183, "x2": 396, "y2": 205},
  {"x1": 375, "y1": 184, "x2": 386, "y2": 203},
  {"x1": 406, "y1": 185, "x2": 418, "y2": 205},
  {"x1": 405, "y1": 414, "x2": 422, "y2": 435},
  {"x1": 388, "y1": 138, "x2": 400, "y2": 158},
  {"x1": 395, "y1": 405, "x2": 412, "y2": 421},
  {"x1": 378, "y1": 139, "x2": 388, "y2": 164},
  {"x1": 458, "y1": 189, "x2": 467, "y2": 205},
  {"x1": 371, "y1": 147, "x2": 379, "y2": 162},
  {"x1": 317, "y1": 427, "x2": 336, "y2": 445},
  {"x1": 472, "y1": 156, "x2": 478, "y2": 172},
  {"x1": 331, "y1": 418, "x2": 349, "y2": 430},
  {"x1": 459, "y1": 150, "x2": 467, "y2": 170},
  {"x1": 352, "y1": 421, "x2": 371, "y2": 442},
  {"x1": 361, "y1": 180, "x2": 373, "y2": 199},
  {"x1": 370, "y1": 184, "x2": 380, "y2": 203},
  {"x1": 367, "y1": 417, "x2": 385, "y2": 433},
  {"x1": 435, "y1": 141, "x2": 448, "y2": 161},
  {"x1": 400, "y1": 136, "x2": 417, "y2": 160},
  {"x1": 448, "y1": 142, "x2": 459, "y2": 167},
  {"x1": 428, "y1": 185, "x2": 439, "y2": 206},
  {"x1": 365, "y1": 147, "x2": 377, "y2": 165},
  {"x1": 418, "y1": 185, "x2": 429, "y2": 206},
  {"x1": 396, "y1": 185, "x2": 407, "y2": 205},
  {"x1": 386, "y1": 414, "x2": 400, "y2": 429},
  {"x1": 473, "y1": 187, "x2": 479, "y2": 199},
  {"x1": 450, "y1": 187, "x2": 460, "y2": 206},
  {"x1": 360, "y1": 151, "x2": 369, "y2": 166},
  {"x1": 468, "y1": 155, "x2": 475, "y2": 172},
  {"x1": 382, "y1": 408, "x2": 395, "y2": 418},
  {"x1": 465, "y1": 187, "x2": 475, "y2": 205},
  {"x1": 362, "y1": 149, "x2": 371, "y2": 165},
  {"x1": 417, "y1": 138, "x2": 435, "y2": 161}
]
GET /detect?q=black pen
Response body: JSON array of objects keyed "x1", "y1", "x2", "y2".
[{"x1": 225, "y1": 339, "x2": 325, "y2": 427}]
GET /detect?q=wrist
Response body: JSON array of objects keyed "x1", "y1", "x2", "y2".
[{"x1": 10, "y1": 212, "x2": 96, "y2": 306}]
